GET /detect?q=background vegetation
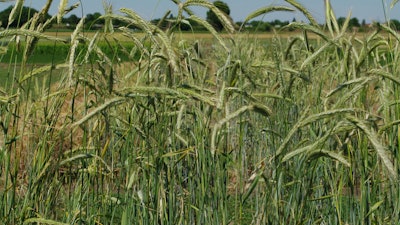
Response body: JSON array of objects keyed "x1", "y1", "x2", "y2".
[
  {"x1": 2, "y1": 1, "x2": 396, "y2": 33},
  {"x1": 1, "y1": 0, "x2": 400, "y2": 224}
]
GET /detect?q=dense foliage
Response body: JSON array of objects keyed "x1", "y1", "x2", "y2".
[{"x1": 0, "y1": 6, "x2": 50, "y2": 28}]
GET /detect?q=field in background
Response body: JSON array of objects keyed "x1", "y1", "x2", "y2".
[{"x1": 2, "y1": 1, "x2": 400, "y2": 224}]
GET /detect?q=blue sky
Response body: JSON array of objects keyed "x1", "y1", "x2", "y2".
[{"x1": 0, "y1": 0, "x2": 399, "y2": 23}]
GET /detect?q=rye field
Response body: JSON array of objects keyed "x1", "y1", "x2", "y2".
[{"x1": 1, "y1": 0, "x2": 400, "y2": 224}]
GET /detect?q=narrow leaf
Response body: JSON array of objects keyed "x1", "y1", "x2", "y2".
[
  {"x1": 57, "y1": 0, "x2": 68, "y2": 24},
  {"x1": 391, "y1": 0, "x2": 399, "y2": 8},
  {"x1": 347, "y1": 116, "x2": 397, "y2": 179},
  {"x1": 365, "y1": 200, "x2": 384, "y2": 218},
  {"x1": 72, "y1": 97, "x2": 125, "y2": 127},
  {"x1": 24, "y1": 218, "x2": 68, "y2": 225},
  {"x1": 285, "y1": 0, "x2": 318, "y2": 27},
  {"x1": 8, "y1": 0, "x2": 24, "y2": 27}
]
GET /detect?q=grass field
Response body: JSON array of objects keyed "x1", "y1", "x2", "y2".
[{"x1": 1, "y1": 0, "x2": 400, "y2": 224}]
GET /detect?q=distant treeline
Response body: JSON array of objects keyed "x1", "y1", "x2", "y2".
[
  {"x1": 1, "y1": 5, "x2": 400, "y2": 32},
  {"x1": 0, "y1": 6, "x2": 112, "y2": 30}
]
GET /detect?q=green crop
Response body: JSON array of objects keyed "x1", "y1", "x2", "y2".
[{"x1": 1, "y1": 0, "x2": 400, "y2": 224}]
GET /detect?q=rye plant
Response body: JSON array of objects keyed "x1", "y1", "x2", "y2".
[{"x1": 1, "y1": 0, "x2": 400, "y2": 224}]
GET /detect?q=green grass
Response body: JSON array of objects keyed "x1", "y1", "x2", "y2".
[
  {"x1": 0, "y1": 41, "x2": 138, "y2": 64},
  {"x1": 1, "y1": 0, "x2": 400, "y2": 224}
]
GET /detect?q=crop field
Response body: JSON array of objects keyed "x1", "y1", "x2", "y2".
[{"x1": 1, "y1": 0, "x2": 400, "y2": 224}]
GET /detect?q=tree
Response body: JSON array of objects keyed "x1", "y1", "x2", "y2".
[
  {"x1": 349, "y1": 17, "x2": 360, "y2": 28},
  {"x1": 249, "y1": 20, "x2": 272, "y2": 31},
  {"x1": 389, "y1": 19, "x2": 400, "y2": 30},
  {"x1": 85, "y1": 12, "x2": 103, "y2": 29},
  {"x1": 0, "y1": 6, "x2": 50, "y2": 28},
  {"x1": 359, "y1": 19, "x2": 368, "y2": 32},
  {"x1": 361, "y1": 19, "x2": 366, "y2": 27},
  {"x1": 63, "y1": 14, "x2": 80, "y2": 28},
  {"x1": 337, "y1": 17, "x2": 346, "y2": 27},
  {"x1": 206, "y1": 1, "x2": 231, "y2": 31},
  {"x1": 336, "y1": 17, "x2": 360, "y2": 30}
]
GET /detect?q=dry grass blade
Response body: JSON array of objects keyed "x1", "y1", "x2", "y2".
[
  {"x1": 183, "y1": 0, "x2": 235, "y2": 33},
  {"x1": 380, "y1": 24, "x2": 400, "y2": 42},
  {"x1": 339, "y1": 11, "x2": 352, "y2": 35},
  {"x1": 285, "y1": 0, "x2": 318, "y2": 27},
  {"x1": 0, "y1": 93, "x2": 18, "y2": 104},
  {"x1": 23, "y1": 218, "x2": 69, "y2": 225},
  {"x1": 243, "y1": 6, "x2": 295, "y2": 24},
  {"x1": 38, "y1": 0, "x2": 53, "y2": 23},
  {"x1": 368, "y1": 69, "x2": 400, "y2": 85},
  {"x1": 175, "y1": 0, "x2": 195, "y2": 20},
  {"x1": 391, "y1": 0, "x2": 399, "y2": 8},
  {"x1": 119, "y1": 8, "x2": 179, "y2": 73},
  {"x1": 282, "y1": 139, "x2": 320, "y2": 163},
  {"x1": 70, "y1": 16, "x2": 84, "y2": 44},
  {"x1": 85, "y1": 36, "x2": 112, "y2": 66},
  {"x1": 346, "y1": 115, "x2": 397, "y2": 180},
  {"x1": 211, "y1": 106, "x2": 245, "y2": 154},
  {"x1": 188, "y1": 15, "x2": 229, "y2": 52},
  {"x1": 324, "y1": 0, "x2": 340, "y2": 35},
  {"x1": 253, "y1": 103, "x2": 273, "y2": 117},
  {"x1": 283, "y1": 146, "x2": 351, "y2": 168},
  {"x1": 155, "y1": 30, "x2": 179, "y2": 73},
  {"x1": 19, "y1": 65, "x2": 51, "y2": 82},
  {"x1": 162, "y1": 147, "x2": 194, "y2": 158},
  {"x1": 72, "y1": 97, "x2": 125, "y2": 127},
  {"x1": 217, "y1": 81, "x2": 226, "y2": 110},
  {"x1": 274, "y1": 107, "x2": 309, "y2": 157},
  {"x1": 119, "y1": 8, "x2": 158, "y2": 36},
  {"x1": 0, "y1": 29, "x2": 66, "y2": 42},
  {"x1": 19, "y1": 65, "x2": 67, "y2": 83},
  {"x1": 285, "y1": 36, "x2": 302, "y2": 59},
  {"x1": 103, "y1": 1, "x2": 114, "y2": 33},
  {"x1": 60, "y1": 153, "x2": 112, "y2": 174},
  {"x1": 282, "y1": 121, "x2": 351, "y2": 167},
  {"x1": 83, "y1": 31, "x2": 99, "y2": 63},
  {"x1": 317, "y1": 150, "x2": 350, "y2": 167},
  {"x1": 178, "y1": 86, "x2": 216, "y2": 106},
  {"x1": 300, "y1": 42, "x2": 330, "y2": 70},
  {"x1": 39, "y1": 2, "x2": 78, "y2": 30},
  {"x1": 357, "y1": 40, "x2": 387, "y2": 68},
  {"x1": 121, "y1": 86, "x2": 188, "y2": 99},
  {"x1": 285, "y1": 22, "x2": 329, "y2": 42},
  {"x1": 8, "y1": 0, "x2": 24, "y2": 27},
  {"x1": 333, "y1": 77, "x2": 375, "y2": 108},
  {"x1": 326, "y1": 77, "x2": 372, "y2": 98},
  {"x1": 57, "y1": 0, "x2": 68, "y2": 24},
  {"x1": 119, "y1": 27, "x2": 150, "y2": 57},
  {"x1": 68, "y1": 16, "x2": 85, "y2": 84},
  {"x1": 211, "y1": 105, "x2": 256, "y2": 155},
  {"x1": 379, "y1": 120, "x2": 400, "y2": 134},
  {"x1": 176, "y1": 105, "x2": 185, "y2": 130},
  {"x1": 275, "y1": 108, "x2": 355, "y2": 158},
  {"x1": 324, "y1": 0, "x2": 334, "y2": 35}
]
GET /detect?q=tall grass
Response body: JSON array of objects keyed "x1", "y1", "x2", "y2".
[{"x1": 1, "y1": 0, "x2": 400, "y2": 224}]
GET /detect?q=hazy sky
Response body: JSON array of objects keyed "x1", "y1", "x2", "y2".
[{"x1": 0, "y1": 0, "x2": 399, "y2": 23}]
